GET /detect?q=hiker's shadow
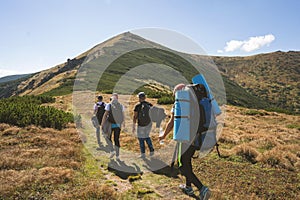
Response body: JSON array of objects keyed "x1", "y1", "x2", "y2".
[
  {"x1": 108, "y1": 159, "x2": 143, "y2": 180},
  {"x1": 142, "y1": 157, "x2": 179, "y2": 178},
  {"x1": 95, "y1": 144, "x2": 111, "y2": 153}
]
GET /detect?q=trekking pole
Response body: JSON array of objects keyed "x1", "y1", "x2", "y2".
[{"x1": 215, "y1": 142, "x2": 221, "y2": 157}]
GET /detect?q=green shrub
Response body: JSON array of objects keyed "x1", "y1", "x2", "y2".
[
  {"x1": 286, "y1": 124, "x2": 300, "y2": 131},
  {"x1": 0, "y1": 95, "x2": 73, "y2": 130},
  {"x1": 157, "y1": 96, "x2": 174, "y2": 105},
  {"x1": 243, "y1": 109, "x2": 265, "y2": 116}
]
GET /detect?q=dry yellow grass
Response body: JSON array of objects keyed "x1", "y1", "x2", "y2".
[
  {"x1": 219, "y1": 105, "x2": 300, "y2": 171},
  {"x1": 0, "y1": 122, "x2": 122, "y2": 199}
]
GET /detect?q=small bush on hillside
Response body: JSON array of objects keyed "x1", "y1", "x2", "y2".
[
  {"x1": 157, "y1": 96, "x2": 174, "y2": 105},
  {"x1": 102, "y1": 89, "x2": 113, "y2": 94},
  {"x1": 233, "y1": 144, "x2": 259, "y2": 164},
  {"x1": 3, "y1": 95, "x2": 55, "y2": 104},
  {"x1": 257, "y1": 149, "x2": 298, "y2": 171},
  {"x1": 243, "y1": 109, "x2": 266, "y2": 116},
  {"x1": 286, "y1": 124, "x2": 300, "y2": 131},
  {"x1": 266, "y1": 107, "x2": 296, "y2": 115}
]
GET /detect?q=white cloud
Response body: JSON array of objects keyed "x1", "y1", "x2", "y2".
[
  {"x1": 224, "y1": 40, "x2": 244, "y2": 52},
  {"x1": 241, "y1": 34, "x2": 275, "y2": 52},
  {"x1": 218, "y1": 34, "x2": 275, "y2": 53}
]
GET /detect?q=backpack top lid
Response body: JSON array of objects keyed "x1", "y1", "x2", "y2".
[
  {"x1": 186, "y1": 84, "x2": 207, "y2": 100},
  {"x1": 192, "y1": 74, "x2": 222, "y2": 115}
]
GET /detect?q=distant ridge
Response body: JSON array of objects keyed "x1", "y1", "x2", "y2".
[
  {"x1": 0, "y1": 32, "x2": 298, "y2": 113},
  {"x1": 0, "y1": 74, "x2": 32, "y2": 83}
]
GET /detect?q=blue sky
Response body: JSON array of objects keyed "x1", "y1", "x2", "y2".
[{"x1": 0, "y1": 0, "x2": 299, "y2": 77}]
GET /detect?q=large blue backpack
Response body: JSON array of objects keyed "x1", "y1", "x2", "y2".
[{"x1": 173, "y1": 83, "x2": 219, "y2": 156}]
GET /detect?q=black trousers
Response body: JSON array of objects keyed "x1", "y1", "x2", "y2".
[
  {"x1": 107, "y1": 127, "x2": 121, "y2": 156},
  {"x1": 179, "y1": 143, "x2": 203, "y2": 189}
]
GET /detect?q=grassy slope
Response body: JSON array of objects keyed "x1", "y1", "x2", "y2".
[
  {"x1": 0, "y1": 74, "x2": 35, "y2": 98},
  {"x1": 213, "y1": 51, "x2": 300, "y2": 113}
]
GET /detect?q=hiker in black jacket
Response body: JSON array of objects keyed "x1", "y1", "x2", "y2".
[
  {"x1": 159, "y1": 83, "x2": 211, "y2": 200},
  {"x1": 132, "y1": 92, "x2": 154, "y2": 159}
]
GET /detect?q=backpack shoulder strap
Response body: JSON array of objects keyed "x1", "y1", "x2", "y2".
[
  {"x1": 140, "y1": 101, "x2": 150, "y2": 108},
  {"x1": 98, "y1": 102, "x2": 105, "y2": 107}
]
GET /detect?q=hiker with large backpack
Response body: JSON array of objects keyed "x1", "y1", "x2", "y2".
[
  {"x1": 159, "y1": 83, "x2": 212, "y2": 200},
  {"x1": 101, "y1": 93, "x2": 125, "y2": 160},
  {"x1": 93, "y1": 95, "x2": 106, "y2": 150},
  {"x1": 132, "y1": 92, "x2": 155, "y2": 159}
]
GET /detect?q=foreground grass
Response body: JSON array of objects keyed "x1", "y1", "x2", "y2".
[
  {"x1": 0, "y1": 123, "x2": 117, "y2": 200},
  {"x1": 0, "y1": 121, "x2": 299, "y2": 199},
  {"x1": 0, "y1": 94, "x2": 299, "y2": 199}
]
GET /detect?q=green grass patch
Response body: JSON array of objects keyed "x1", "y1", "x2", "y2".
[
  {"x1": 43, "y1": 77, "x2": 75, "y2": 96},
  {"x1": 78, "y1": 147, "x2": 104, "y2": 179},
  {"x1": 286, "y1": 124, "x2": 300, "y2": 130},
  {"x1": 227, "y1": 155, "x2": 248, "y2": 163},
  {"x1": 128, "y1": 174, "x2": 142, "y2": 183},
  {"x1": 157, "y1": 96, "x2": 175, "y2": 105}
]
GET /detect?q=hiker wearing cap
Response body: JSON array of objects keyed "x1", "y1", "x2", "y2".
[
  {"x1": 159, "y1": 83, "x2": 211, "y2": 200},
  {"x1": 93, "y1": 95, "x2": 106, "y2": 150},
  {"x1": 133, "y1": 92, "x2": 154, "y2": 159},
  {"x1": 101, "y1": 93, "x2": 125, "y2": 160}
]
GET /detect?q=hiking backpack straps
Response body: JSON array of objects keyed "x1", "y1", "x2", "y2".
[
  {"x1": 96, "y1": 102, "x2": 105, "y2": 123},
  {"x1": 200, "y1": 97, "x2": 217, "y2": 130}
]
